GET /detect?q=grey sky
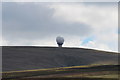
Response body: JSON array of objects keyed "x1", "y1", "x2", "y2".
[
  {"x1": 2, "y1": 2, "x2": 118, "y2": 52},
  {"x1": 3, "y1": 2, "x2": 92, "y2": 41}
]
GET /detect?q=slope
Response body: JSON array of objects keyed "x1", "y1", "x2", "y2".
[{"x1": 2, "y1": 46, "x2": 118, "y2": 72}]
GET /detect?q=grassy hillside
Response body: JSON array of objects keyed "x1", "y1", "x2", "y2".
[
  {"x1": 2, "y1": 64, "x2": 119, "y2": 80},
  {"x1": 2, "y1": 46, "x2": 118, "y2": 72}
]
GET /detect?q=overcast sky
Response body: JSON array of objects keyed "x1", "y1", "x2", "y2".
[{"x1": 2, "y1": 2, "x2": 118, "y2": 52}]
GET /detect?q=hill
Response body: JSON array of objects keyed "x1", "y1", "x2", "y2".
[
  {"x1": 2, "y1": 46, "x2": 118, "y2": 72},
  {"x1": 2, "y1": 64, "x2": 119, "y2": 80}
]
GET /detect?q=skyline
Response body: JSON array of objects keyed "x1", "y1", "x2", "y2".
[{"x1": 2, "y1": 2, "x2": 118, "y2": 52}]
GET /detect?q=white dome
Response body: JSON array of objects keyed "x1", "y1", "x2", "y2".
[{"x1": 56, "y1": 36, "x2": 64, "y2": 44}]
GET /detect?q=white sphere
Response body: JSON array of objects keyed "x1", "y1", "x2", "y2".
[{"x1": 56, "y1": 36, "x2": 64, "y2": 47}]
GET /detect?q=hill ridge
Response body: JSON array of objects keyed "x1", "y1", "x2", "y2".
[{"x1": 2, "y1": 46, "x2": 118, "y2": 72}]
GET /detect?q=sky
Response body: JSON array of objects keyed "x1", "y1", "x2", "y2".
[{"x1": 1, "y1": 2, "x2": 118, "y2": 52}]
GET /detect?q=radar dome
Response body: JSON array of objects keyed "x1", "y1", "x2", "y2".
[{"x1": 56, "y1": 36, "x2": 64, "y2": 47}]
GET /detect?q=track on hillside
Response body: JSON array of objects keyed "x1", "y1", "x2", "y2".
[{"x1": 2, "y1": 64, "x2": 119, "y2": 80}]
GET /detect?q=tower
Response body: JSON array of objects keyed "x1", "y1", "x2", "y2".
[{"x1": 56, "y1": 36, "x2": 64, "y2": 47}]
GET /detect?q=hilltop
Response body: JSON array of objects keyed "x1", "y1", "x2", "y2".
[{"x1": 2, "y1": 46, "x2": 118, "y2": 72}]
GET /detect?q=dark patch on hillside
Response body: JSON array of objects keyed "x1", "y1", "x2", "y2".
[{"x1": 2, "y1": 46, "x2": 118, "y2": 72}]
